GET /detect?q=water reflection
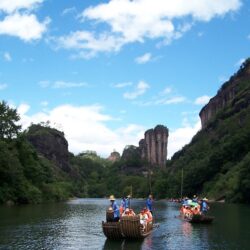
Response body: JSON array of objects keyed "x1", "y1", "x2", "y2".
[
  {"x1": 0, "y1": 199, "x2": 250, "y2": 250},
  {"x1": 181, "y1": 221, "x2": 193, "y2": 237},
  {"x1": 103, "y1": 239, "x2": 144, "y2": 250}
]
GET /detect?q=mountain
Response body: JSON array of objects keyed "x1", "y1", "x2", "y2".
[
  {"x1": 27, "y1": 124, "x2": 71, "y2": 172},
  {"x1": 158, "y1": 59, "x2": 250, "y2": 203}
]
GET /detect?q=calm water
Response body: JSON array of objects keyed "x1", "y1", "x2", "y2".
[{"x1": 0, "y1": 199, "x2": 249, "y2": 250}]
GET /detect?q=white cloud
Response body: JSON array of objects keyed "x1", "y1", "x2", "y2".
[
  {"x1": 39, "y1": 80, "x2": 50, "y2": 88},
  {"x1": 0, "y1": 83, "x2": 7, "y2": 90},
  {"x1": 0, "y1": 0, "x2": 43, "y2": 13},
  {"x1": 113, "y1": 82, "x2": 133, "y2": 88},
  {"x1": 133, "y1": 85, "x2": 185, "y2": 106},
  {"x1": 22, "y1": 57, "x2": 34, "y2": 63},
  {"x1": 19, "y1": 103, "x2": 145, "y2": 157},
  {"x1": 123, "y1": 81, "x2": 150, "y2": 99},
  {"x1": 235, "y1": 58, "x2": 245, "y2": 67},
  {"x1": 219, "y1": 75, "x2": 229, "y2": 83},
  {"x1": 39, "y1": 80, "x2": 88, "y2": 89},
  {"x1": 3, "y1": 51, "x2": 12, "y2": 61},
  {"x1": 0, "y1": 1, "x2": 49, "y2": 41},
  {"x1": 168, "y1": 120, "x2": 201, "y2": 159},
  {"x1": 62, "y1": 7, "x2": 77, "y2": 16},
  {"x1": 16, "y1": 102, "x2": 202, "y2": 159},
  {"x1": 194, "y1": 95, "x2": 211, "y2": 105},
  {"x1": 54, "y1": 0, "x2": 241, "y2": 57},
  {"x1": 135, "y1": 53, "x2": 152, "y2": 64},
  {"x1": 0, "y1": 13, "x2": 50, "y2": 41},
  {"x1": 17, "y1": 103, "x2": 30, "y2": 116},
  {"x1": 160, "y1": 87, "x2": 172, "y2": 95},
  {"x1": 53, "y1": 81, "x2": 88, "y2": 89},
  {"x1": 40, "y1": 101, "x2": 48, "y2": 107},
  {"x1": 156, "y1": 96, "x2": 186, "y2": 105},
  {"x1": 54, "y1": 31, "x2": 125, "y2": 59}
]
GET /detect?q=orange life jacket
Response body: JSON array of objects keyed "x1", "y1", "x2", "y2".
[{"x1": 119, "y1": 206, "x2": 124, "y2": 215}]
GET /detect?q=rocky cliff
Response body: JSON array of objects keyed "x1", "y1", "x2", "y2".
[
  {"x1": 121, "y1": 125, "x2": 169, "y2": 170},
  {"x1": 107, "y1": 151, "x2": 121, "y2": 162},
  {"x1": 200, "y1": 59, "x2": 250, "y2": 128},
  {"x1": 26, "y1": 124, "x2": 71, "y2": 172},
  {"x1": 139, "y1": 125, "x2": 169, "y2": 167}
]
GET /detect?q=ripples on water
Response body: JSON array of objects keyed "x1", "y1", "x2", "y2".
[{"x1": 0, "y1": 199, "x2": 250, "y2": 250}]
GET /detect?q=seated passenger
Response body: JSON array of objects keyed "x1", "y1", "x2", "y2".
[
  {"x1": 129, "y1": 209, "x2": 136, "y2": 216},
  {"x1": 143, "y1": 208, "x2": 153, "y2": 222},
  {"x1": 192, "y1": 206, "x2": 200, "y2": 215},
  {"x1": 139, "y1": 210, "x2": 148, "y2": 230},
  {"x1": 184, "y1": 206, "x2": 193, "y2": 219},
  {"x1": 122, "y1": 208, "x2": 130, "y2": 216}
]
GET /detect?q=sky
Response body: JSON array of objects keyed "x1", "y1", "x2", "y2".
[{"x1": 0, "y1": 0, "x2": 249, "y2": 158}]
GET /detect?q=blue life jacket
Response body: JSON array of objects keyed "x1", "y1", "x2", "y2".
[
  {"x1": 112, "y1": 201, "x2": 120, "y2": 218},
  {"x1": 201, "y1": 201, "x2": 208, "y2": 211},
  {"x1": 125, "y1": 198, "x2": 130, "y2": 209},
  {"x1": 121, "y1": 199, "x2": 125, "y2": 208},
  {"x1": 146, "y1": 198, "x2": 152, "y2": 211}
]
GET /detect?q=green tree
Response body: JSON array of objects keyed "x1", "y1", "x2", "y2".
[{"x1": 0, "y1": 101, "x2": 21, "y2": 140}]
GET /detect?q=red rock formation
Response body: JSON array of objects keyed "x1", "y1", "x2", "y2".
[{"x1": 107, "y1": 151, "x2": 121, "y2": 162}]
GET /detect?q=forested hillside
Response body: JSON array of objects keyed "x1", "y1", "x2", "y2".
[{"x1": 152, "y1": 59, "x2": 250, "y2": 203}]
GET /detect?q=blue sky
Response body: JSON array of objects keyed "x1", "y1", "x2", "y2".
[{"x1": 0, "y1": 0, "x2": 249, "y2": 158}]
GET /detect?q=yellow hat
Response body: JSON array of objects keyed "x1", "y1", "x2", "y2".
[{"x1": 109, "y1": 195, "x2": 115, "y2": 200}]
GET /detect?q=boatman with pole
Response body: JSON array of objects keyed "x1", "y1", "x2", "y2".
[
  {"x1": 109, "y1": 195, "x2": 120, "y2": 222},
  {"x1": 146, "y1": 194, "x2": 153, "y2": 215}
]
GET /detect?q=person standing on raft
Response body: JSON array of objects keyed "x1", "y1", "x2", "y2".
[
  {"x1": 109, "y1": 195, "x2": 120, "y2": 222},
  {"x1": 146, "y1": 194, "x2": 153, "y2": 215}
]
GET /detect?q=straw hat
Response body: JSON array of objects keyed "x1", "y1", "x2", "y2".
[
  {"x1": 109, "y1": 195, "x2": 115, "y2": 200},
  {"x1": 202, "y1": 197, "x2": 208, "y2": 201}
]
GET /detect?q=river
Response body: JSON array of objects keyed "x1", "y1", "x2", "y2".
[{"x1": 0, "y1": 199, "x2": 249, "y2": 250}]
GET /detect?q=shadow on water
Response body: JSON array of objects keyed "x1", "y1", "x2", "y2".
[{"x1": 103, "y1": 239, "x2": 144, "y2": 250}]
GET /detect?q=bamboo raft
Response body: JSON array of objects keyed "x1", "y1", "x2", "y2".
[
  {"x1": 102, "y1": 221, "x2": 123, "y2": 240},
  {"x1": 120, "y1": 215, "x2": 153, "y2": 239},
  {"x1": 102, "y1": 215, "x2": 153, "y2": 239},
  {"x1": 183, "y1": 214, "x2": 214, "y2": 224}
]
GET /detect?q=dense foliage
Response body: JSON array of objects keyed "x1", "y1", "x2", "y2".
[{"x1": 0, "y1": 101, "x2": 21, "y2": 140}]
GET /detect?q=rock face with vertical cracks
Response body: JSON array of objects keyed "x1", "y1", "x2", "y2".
[
  {"x1": 139, "y1": 125, "x2": 169, "y2": 168},
  {"x1": 120, "y1": 125, "x2": 169, "y2": 172},
  {"x1": 200, "y1": 59, "x2": 250, "y2": 129}
]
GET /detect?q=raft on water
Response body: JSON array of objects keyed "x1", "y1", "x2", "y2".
[
  {"x1": 102, "y1": 221, "x2": 123, "y2": 240},
  {"x1": 185, "y1": 214, "x2": 214, "y2": 224},
  {"x1": 102, "y1": 215, "x2": 153, "y2": 239}
]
